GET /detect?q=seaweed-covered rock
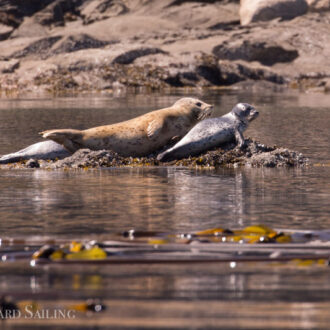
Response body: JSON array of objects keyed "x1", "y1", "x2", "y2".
[
  {"x1": 22, "y1": 139, "x2": 307, "y2": 170},
  {"x1": 166, "y1": 139, "x2": 307, "y2": 168},
  {"x1": 26, "y1": 159, "x2": 40, "y2": 168},
  {"x1": 47, "y1": 149, "x2": 123, "y2": 169}
]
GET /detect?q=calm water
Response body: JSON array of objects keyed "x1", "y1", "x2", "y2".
[
  {"x1": 0, "y1": 90, "x2": 329, "y2": 329},
  {"x1": 0, "y1": 90, "x2": 329, "y2": 236}
]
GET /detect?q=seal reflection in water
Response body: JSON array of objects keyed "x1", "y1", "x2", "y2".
[
  {"x1": 40, "y1": 98, "x2": 213, "y2": 158},
  {"x1": 157, "y1": 103, "x2": 259, "y2": 162}
]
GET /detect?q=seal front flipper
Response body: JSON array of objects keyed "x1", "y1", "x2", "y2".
[
  {"x1": 40, "y1": 129, "x2": 84, "y2": 153},
  {"x1": 234, "y1": 128, "x2": 246, "y2": 149},
  {"x1": 147, "y1": 119, "x2": 164, "y2": 140}
]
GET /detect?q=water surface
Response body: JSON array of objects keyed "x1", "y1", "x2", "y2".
[
  {"x1": 0, "y1": 90, "x2": 329, "y2": 329},
  {"x1": 0, "y1": 90, "x2": 329, "y2": 237}
]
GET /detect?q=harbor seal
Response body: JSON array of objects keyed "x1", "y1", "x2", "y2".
[
  {"x1": 0, "y1": 140, "x2": 70, "y2": 164},
  {"x1": 40, "y1": 98, "x2": 213, "y2": 157},
  {"x1": 157, "y1": 103, "x2": 259, "y2": 162}
]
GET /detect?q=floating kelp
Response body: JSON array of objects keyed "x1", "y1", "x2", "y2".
[
  {"x1": 193, "y1": 225, "x2": 293, "y2": 244},
  {"x1": 1, "y1": 225, "x2": 329, "y2": 266},
  {"x1": 32, "y1": 243, "x2": 107, "y2": 261},
  {"x1": 0, "y1": 139, "x2": 308, "y2": 170}
]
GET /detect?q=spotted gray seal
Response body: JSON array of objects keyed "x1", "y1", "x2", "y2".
[
  {"x1": 40, "y1": 98, "x2": 213, "y2": 157},
  {"x1": 157, "y1": 103, "x2": 259, "y2": 162}
]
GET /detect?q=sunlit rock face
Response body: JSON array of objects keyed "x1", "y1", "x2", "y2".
[{"x1": 307, "y1": 0, "x2": 330, "y2": 11}]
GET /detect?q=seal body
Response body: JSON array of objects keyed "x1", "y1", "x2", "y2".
[
  {"x1": 157, "y1": 103, "x2": 259, "y2": 162},
  {"x1": 40, "y1": 98, "x2": 213, "y2": 157},
  {"x1": 0, "y1": 140, "x2": 70, "y2": 164}
]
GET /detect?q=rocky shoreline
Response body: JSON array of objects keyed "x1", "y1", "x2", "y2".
[
  {"x1": 0, "y1": 139, "x2": 308, "y2": 170},
  {"x1": 0, "y1": 0, "x2": 330, "y2": 94}
]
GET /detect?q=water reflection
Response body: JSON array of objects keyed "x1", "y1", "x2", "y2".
[
  {"x1": 0, "y1": 164, "x2": 329, "y2": 238},
  {"x1": 1, "y1": 261, "x2": 329, "y2": 328}
]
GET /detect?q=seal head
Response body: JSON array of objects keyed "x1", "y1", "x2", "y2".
[
  {"x1": 232, "y1": 103, "x2": 259, "y2": 123},
  {"x1": 172, "y1": 98, "x2": 213, "y2": 121}
]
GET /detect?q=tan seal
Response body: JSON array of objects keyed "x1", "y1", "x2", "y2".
[{"x1": 40, "y1": 98, "x2": 213, "y2": 157}]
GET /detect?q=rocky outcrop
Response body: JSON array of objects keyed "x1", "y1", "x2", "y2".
[
  {"x1": 0, "y1": 139, "x2": 308, "y2": 170},
  {"x1": 240, "y1": 0, "x2": 308, "y2": 25},
  {"x1": 0, "y1": 0, "x2": 329, "y2": 93}
]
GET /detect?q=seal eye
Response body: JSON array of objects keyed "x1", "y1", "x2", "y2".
[
  {"x1": 238, "y1": 104, "x2": 246, "y2": 111},
  {"x1": 196, "y1": 102, "x2": 202, "y2": 107}
]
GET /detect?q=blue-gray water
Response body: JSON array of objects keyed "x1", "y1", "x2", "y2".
[{"x1": 0, "y1": 90, "x2": 329, "y2": 329}]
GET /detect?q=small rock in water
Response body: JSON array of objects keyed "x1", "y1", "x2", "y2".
[{"x1": 26, "y1": 159, "x2": 40, "y2": 168}]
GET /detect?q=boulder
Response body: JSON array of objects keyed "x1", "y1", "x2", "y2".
[
  {"x1": 307, "y1": 0, "x2": 330, "y2": 11},
  {"x1": 213, "y1": 40, "x2": 298, "y2": 66},
  {"x1": 240, "y1": 0, "x2": 308, "y2": 25}
]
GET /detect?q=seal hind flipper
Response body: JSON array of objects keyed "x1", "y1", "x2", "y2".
[{"x1": 40, "y1": 129, "x2": 84, "y2": 153}]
